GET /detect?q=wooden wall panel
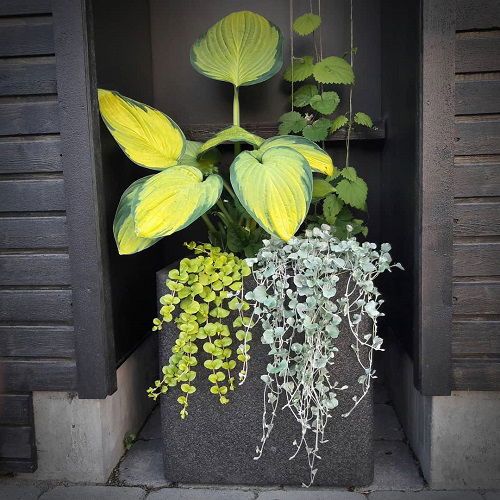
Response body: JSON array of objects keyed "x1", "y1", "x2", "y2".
[
  {"x1": 453, "y1": 242, "x2": 500, "y2": 276},
  {"x1": 0, "y1": 57, "x2": 57, "y2": 96},
  {"x1": 455, "y1": 117, "x2": 500, "y2": 156},
  {"x1": 455, "y1": 31, "x2": 500, "y2": 73},
  {"x1": 0, "y1": 98, "x2": 59, "y2": 136},
  {"x1": 0, "y1": 1, "x2": 51, "y2": 16},
  {"x1": 0, "y1": 325, "x2": 74, "y2": 358},
  {"x1": 0, "y1": 253, "x2": 70, "y2": 285},
  {"x1": 0, "y1": 216, "x2": 68, "y2": 249},
  {"x1": 0, "y1": 17, "x2": 54, "y2": 57},
  {"x1": 455, "y1": 78, "x2": 500, "y2": 115},
  {"x1": 452, "y1": 4, "x2": 500, "y2": 391},
  {"x1": 0, "y1": 394, "x2": 31, "y2": 425},
  {"x1": 454, "y1": 157, "x2": 500, "y2": 197},
  {"x1": 453, "y1": 201, "x2": 500, "y2": 237},
  {"x1": 0, "y1": 177, "x2": 65, "y2": 212},
  {"x1": 0, "y1": 136, "x2": 62, "y2": 174}
]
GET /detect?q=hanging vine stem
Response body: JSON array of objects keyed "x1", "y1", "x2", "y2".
[
  {"x1": 244, "y1": 226, "x2": 402, "y2": 486},
  {"x1": 345, "y1": 0, "x2": 354, "y2": 167}
]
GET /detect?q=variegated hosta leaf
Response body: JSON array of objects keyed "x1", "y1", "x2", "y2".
[
  {"x1": 132, "y1": 166, "x2": 223, "y2": 238},
  {"x1": 113, "y1": 177, "x2": 160, "y2": 255},
  {"x1": 258, "y1": 135, "x2": 334, "y2": 176},
  {"x1": 179, "y1": 140, "x2": 220, "y2": 174},
  {"x1": 199, "y1": 125, "x2": 264, "y2": 154},
  {"x1": 230, "y1": 147, "x2": 312, "y2": 241},
  {"x1": 190, "y1": 11, "x2": 283, "y2": 87},
  {"x1": 98, "y1": 89, "x2": 185, "y2": 170}
]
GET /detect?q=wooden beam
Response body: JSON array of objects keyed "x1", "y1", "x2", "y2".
[
  {"x1": 415, "y1": 0, "x2": 455, "y2": 395},
  {"x1": 52, "y1": 0, "x2": 116, "y2": 398},
  {"x1": 183, "y1": 120, "x2": 386, "y2": 143}
]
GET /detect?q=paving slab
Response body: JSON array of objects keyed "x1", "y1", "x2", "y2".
[
  {"x1": 257, "y1": 490, "x2": 366, "y2": 499},
  {"x1": 484, "y1": 493, "x2": 500, "y2": 500},
  {"x1": 0, "y1": 484, "x2": 42, "y2": 500},
  {"x1": 139, "y1": 406, "x2": 161, "y2": 440},
  {"x1": 368, "y1": 491, "x2": 482, "y2": 499},
  {"x1": 41, "y1": 485, "x2": 146, "y2": 499},
  {"x1": 147, "y1": 488, "x2": 254, "y2": 499},
  {"x1": 363, "y1": 441, "x2": 424, "y2": 491},
  {"x1": 374, "y1": 404, "x2": 404, "y2": 441},
  {"x1": 118, "y1": 438, "x2": 169, "y2": 487}
]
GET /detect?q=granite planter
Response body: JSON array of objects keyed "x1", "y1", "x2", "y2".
[{"x1": 157, "y1": 262, "x2": 374, "y2": 487}]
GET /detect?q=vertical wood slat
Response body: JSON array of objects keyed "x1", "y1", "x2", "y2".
[
  {"x1": 415, "y1": 0, "x2": 455, "y2": 395},
  {"x1": 52, "y1": 0, "x2": 117, "y2": 398}
]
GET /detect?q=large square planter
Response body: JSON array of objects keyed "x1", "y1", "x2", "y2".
[{"x1": 157, "y1": 262, "x2": 374, "y2": 487}]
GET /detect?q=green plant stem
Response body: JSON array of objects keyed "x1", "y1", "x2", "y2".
[
  {"x1": 222, "y1": 179, "x2": 237, "y2": 200},
  {"x1": 233, "y1": 86, "x2": 241, "y2": 155},
  {"x1": 217, "y1": 199, "x2": 235, "y2": 223},
  {"x1": 201, "y1": 214, "x2": 217, "y2": 233}
]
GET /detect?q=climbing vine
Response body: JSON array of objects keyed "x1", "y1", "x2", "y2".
[
  {"x1": 147, "y1": 242, "x2": 254, "y2": 418},
  {"x1": 243, "y1": 225, "x2": 402, "y2": 485}
]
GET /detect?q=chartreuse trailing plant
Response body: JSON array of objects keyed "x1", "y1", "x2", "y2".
[
  {"x1": 242, "y1": 225, "x2": 402, "y2": 486},
  {"x1": 98, "y1": 10, "x2": 334, "y2": 258},
  {"x1": 281, "y1": 1, "x2": 371, "y2": 239},
  {"x1": 147, "y1": 243, "x2": 254, "y2": 418}
]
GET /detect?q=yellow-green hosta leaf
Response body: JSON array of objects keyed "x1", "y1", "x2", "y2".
[
  {"x1": 230, "y1": 147, "x2": 312, "y2": 241},
  {"x1": 190, "y1": 11, "x2": 283, "y2": 87},
  {"x1": 179, "y1": 140, "x2": 220, "y2": 174},
  {"x1": 132, "y1": 166, "x2": 223, "y2": 238},
  {"x1": 98, "y1": 89, "x2": 185, "y2": 170},
  {"x1": 258, "y1": 135, "x2": 334, "y2": 176},
  {"x1": 199, "y1": 126, "x2": 264, "y2": 155},
  {"x1": 113, "y1": 177, "x2": 160, "y2": 255}
]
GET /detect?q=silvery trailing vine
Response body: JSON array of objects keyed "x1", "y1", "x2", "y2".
[{"x1": 243, "y1": 225, "x2": 402, "y2": 486}]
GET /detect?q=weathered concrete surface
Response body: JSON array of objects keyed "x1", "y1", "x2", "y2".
[
  {"x1": 158, "y1": 267, "x2": 374, "y2": 486},
  {"x1": 148, "y1": 488, "x2": 254, "y2": 500},
  {"x1": 257, "y1": 490, "x2": 366, "y2": 499},
  {"x1": 18, "y1": 336, "x2": 157, "y2": 482},
  {"x1": 40, "y1": 485, "x2": 146, "y2": 499},
  {"x1": 374, "y1": 404, "x2": 404, "y2": 441},
  {"x1": 119, "y1": 438, "x2": 169, "y2": 488},
  {"x1": 0, "y1": 484, "x2": 42, "y2": 500},
  {"x1": 368, "y1": 441, "x2": 424, "y2": 491},
  {"x1": 387, "y1": 343, "x2": 500, "y2": 490},
  {"x1": 430, "y1": 391, "x2": 500, "y2": 490},
  {"x1": 368, "y1": 492, "x2": 483, "y2": 499}
]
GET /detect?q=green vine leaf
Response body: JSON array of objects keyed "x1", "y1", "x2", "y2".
[
  {"x1": 293, "y1": 84, "x2": 318, "y2": 108},
  {"x1": 335, "y1": 177, "x2": 368, "y2": 210},
  {"x1": 313, "y1": 56, "x2": 354, "y2": 85},
  {"x1": 309, "y1": 91, "x2": 340, "y2": 115},
  {"x1": 293, "y1": 13, "x2": 322, "y2": 36},
  {"x1": 354, "y1": 112, "x2": 373, "y2": 128},
  {"x1": 284, "y1": 56, "x2": 314, "y2": 82},
  {"x1": 330, "y1": 115, "x2": 349, "y2": 133},
  {"x1": 302, "y1": 118, "x2": 331, "y2": 142},
  {"x1": 312, "y1": 179, "x2": 335, "y2": 199},
  {"x1": 323, "y1": 193, "x2": 343, "y2": 223},
  {"x1": 278, "y1": 111, "x2": 307, "y2": 134}
]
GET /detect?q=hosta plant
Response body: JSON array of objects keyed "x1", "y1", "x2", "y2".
[
  {"x1": 98, "y1": 10, "x2": 334, "y2": 258},
  {"x1": 243, "y1": 225, "x2": 402, "y2": 485}
]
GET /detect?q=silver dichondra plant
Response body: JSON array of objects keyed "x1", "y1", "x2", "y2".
[{"x1": 243, "y1": 225, "x2": 402, "y2": 485}]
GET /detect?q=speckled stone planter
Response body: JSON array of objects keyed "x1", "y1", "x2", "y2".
[{"x1": 157, "y1": 263, "x2": 374, "y2": 487}]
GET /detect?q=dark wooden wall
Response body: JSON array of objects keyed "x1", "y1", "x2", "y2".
[
  {"x1": 0, "y1": 0, "x2": 72, "y2": 472},
  {"x1": 452, "y1": 0, "x2": 500, "y2": 390}
]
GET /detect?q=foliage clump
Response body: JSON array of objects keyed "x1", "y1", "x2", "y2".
[
  {"x1": 243, "y1": 225, "x2": 402, "y2": 485},
  {"x1": 148, "y1": 242, "x2": 254, "y2": 418}
]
